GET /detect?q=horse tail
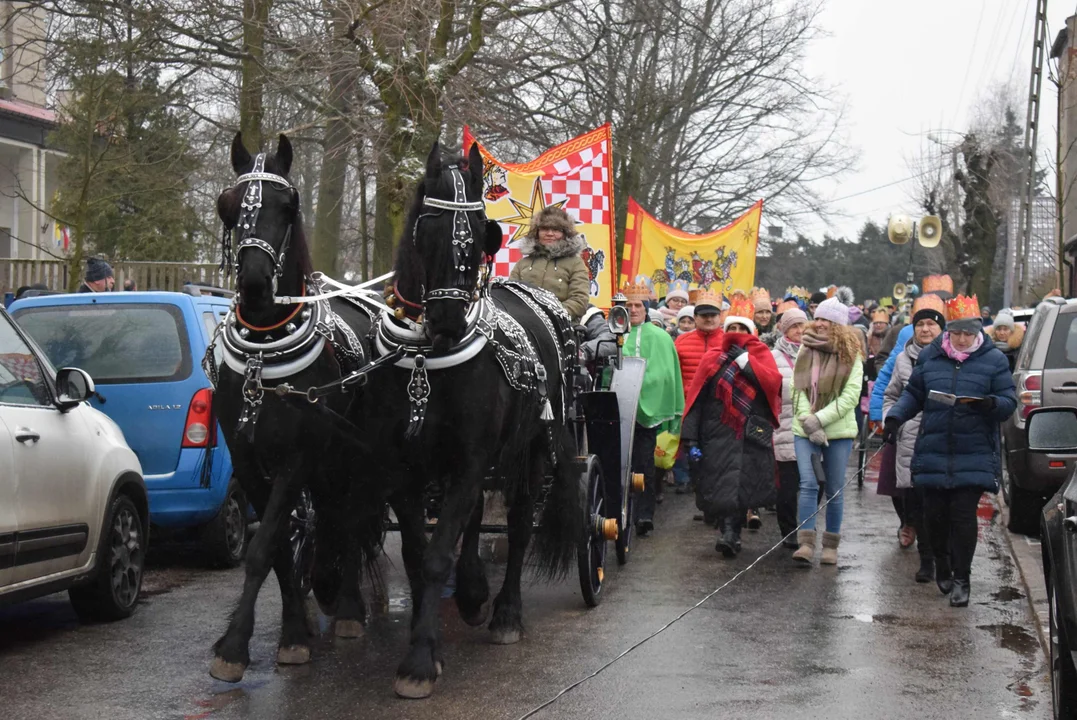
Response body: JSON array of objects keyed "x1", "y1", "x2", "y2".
[{"x1": 530, "y1": 423, "x2": 584, "y2": 581}]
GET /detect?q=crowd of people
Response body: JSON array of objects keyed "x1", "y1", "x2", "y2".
[{"x1": 521, "y1": 207, "x2": 1021, "y2": 609}]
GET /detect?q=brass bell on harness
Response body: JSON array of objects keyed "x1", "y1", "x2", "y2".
[
  {"x1": 385, "y1": 294, "x2": 396, "y2": 308},
  {"x1": 394, "y1": 307, "x2": 406, "y2": 320}
]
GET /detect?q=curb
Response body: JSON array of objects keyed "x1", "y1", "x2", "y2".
[{"x1": 994, "y1": 493, "x2": 1050, "y2": 658}]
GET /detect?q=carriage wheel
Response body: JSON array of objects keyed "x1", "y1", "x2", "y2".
[
  {"x1": 577, "y1": 457, "x2": 611, "y2": 608},
  {"x1": 615, "y1": 475, "x2": 638, "y2": 566},
  {"x1": 290, "y1": 487, "x2": 316, "y2": 598}
]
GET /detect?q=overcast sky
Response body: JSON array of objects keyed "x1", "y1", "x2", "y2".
[{"x1": 792, "y1": 0, "x2": 1070, "y2": 243}]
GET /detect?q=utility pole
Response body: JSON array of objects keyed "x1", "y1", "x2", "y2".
[{"x1": 1015, "y1": 0, "x2": 1049, "y2": 304}]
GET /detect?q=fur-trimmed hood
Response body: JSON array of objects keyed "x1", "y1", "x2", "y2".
[{"x1": 519, "y1": 207, "x2": 586, "y2": 259}]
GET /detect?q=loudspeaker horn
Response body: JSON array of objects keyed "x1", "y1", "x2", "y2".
[
  {"x1": 893, "y1": 282, "x2": 907, "y2": 300},
  {"x1": 888, "y1": 214, "x2": 913, "y2": 245},
  {"x1": 918, "y1": 215, "x2": 942, "y2": 248}
]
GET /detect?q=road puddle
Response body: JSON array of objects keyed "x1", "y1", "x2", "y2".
[{"x1": 977, "y1": 623, "x2": 1039, "y2": 655}]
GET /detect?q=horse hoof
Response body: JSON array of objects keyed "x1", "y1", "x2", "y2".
[
  {"x1": 459, "y1": 602, "x2": 491, "y2": 628},
  {"x1": 210, "y1": 657, "x2": 247, "y2": 683},
  {"x1": 277, "y1": 645, "x2": 312, "y2": 665},
  {"x1": 435, "y1": 660, "x2": 443, "y2": 678},
  {"x1": 393, "y1": 675, "x2": 436, "y2": 699},
  {"x1": 335, "y1": 619, "x2": 365, "y2": 639},
  {"x1": 489, "y1": 628, "x2": 521, "y2": 645}
]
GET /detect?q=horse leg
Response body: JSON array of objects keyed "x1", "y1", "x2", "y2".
[
  {"x1": 211, "y1": 468, "x2": 301, "y2": 682},
  {"x1": 334, "y1": 522, "x2": 369, "y2": 639},
  {"x1": 488, "y1": 460, "x2": 539, "y2": 646},
  {"x1": 391, "y1": 495, "x2": 428, "y2": 631},
  {"x1": 454, "y1": 494, "x2": 490, "y2": 627},
  {"x1": 393, "y1": 476, "x2": 483, "y2": 699},
  {"x1": 272, "y1": 521, "x2": 314, "y2": 664}
]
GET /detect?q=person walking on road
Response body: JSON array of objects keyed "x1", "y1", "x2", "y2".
[
  {"x1": 791, "y1": 293, "x2": 864, "y2": 567},
  {"x1": 683, "y1": 292, "x2": 782, "y2": 557},
  {"x1": 622, "y1": 282, "x2": 684, "y2": 536},
  {"x1": 882, "y1": 294, "x2": 946, "y2": 583},
  {"x1": 770, "y1": 307, "x2": 808, "y2": 549},
  {"x1": 883, "y1": 294, "x2": 1017, "y2": 607},
  {"x1": 508, "y1": 206, "x2": 590, "y2": 322}
]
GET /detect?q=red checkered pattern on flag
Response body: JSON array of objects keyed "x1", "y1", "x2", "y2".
[{"x1": 463, "y1": 124, "x2": 617, "y2": 308}]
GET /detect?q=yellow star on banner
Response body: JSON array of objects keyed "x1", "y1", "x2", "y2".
[{"x1": 496, "y1": 178, "x2": 568, "y2": 243}]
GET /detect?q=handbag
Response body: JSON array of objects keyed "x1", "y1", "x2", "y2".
[{"x1": 744, "y1": 413, "x2": 773, "y2": 449}]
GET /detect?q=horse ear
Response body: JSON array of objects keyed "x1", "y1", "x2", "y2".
[
  {"x1": 426, "y1": 141, "x2": 442, "y2": 179},
  {"x1": 231, "y1": 132, "x2": 252, "y2": 174},
  {"x1": 467, "y1": 142, "x2": 483, "y2": 186},
  {"x1": 484, "y1": 220, "x2": 504, "y2": 258},
  {"x1": 276, "y1": 134, "x2": 293, "y2": 175}
]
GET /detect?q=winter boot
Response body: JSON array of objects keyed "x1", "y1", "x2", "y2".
[
  {"x1": 715, "y1": 525, "x2": 737, "y2": 558},
  {"x1": 820, "y1": 532, "x2": 841, "y2": 565},
  {"x1": 935, "y1": 556, "x2": 953, "y2": 595},
  {"x1": 915, "y1": 555, "x2": 935, "y2": 584},
  {"x1": 792, "y1": 530, "x2": 816, "y2": 566},
  {"x1": 950, "y1": 578, "x2": 970, "y2": 607}
]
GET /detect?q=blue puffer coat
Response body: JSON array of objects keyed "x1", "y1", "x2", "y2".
[
  {"x1": 886, "y1": 333, "x2": 1017, "y2": 492},
  {"x1": 869, "y1": 324, "x2": 913, "y2": 421}
]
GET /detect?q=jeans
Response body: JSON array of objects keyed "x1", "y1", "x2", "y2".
[
  {"x1": 633, "y1": 424, "x2": 658, "y2": 523},
  {"x1": 923, "y1": 487, "x2": 983, "y2": 580},
  {"x1": 794, "y1": 436, "x2": 854, "y2": 533}
]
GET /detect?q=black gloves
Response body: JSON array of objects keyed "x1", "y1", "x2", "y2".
[
  {"x1": 882, "y1": 417, "x2": 901, "y2": 445},
  {"x1": 966, "y1": 396, "x2": 997, "y2": 413}
]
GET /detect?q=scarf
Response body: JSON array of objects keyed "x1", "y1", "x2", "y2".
[
  {"x1": 793, "y1": 328, "x2": 852, "y2": 412},
  {"x1": 773, "y1": 335, "x2": 800, "y2": 369},
  {"x1": 942, "y1": 331, "x2": 984, "y2": 362},
  {"x1": 868, "y1": 328, "x2": 887, "y2": 357},
  {"x1": 624, "y1": 321, "x2": 685, "y2": 428},
  {"x1": 683, "y1": 333, "x2": 783, "y2": 438}
]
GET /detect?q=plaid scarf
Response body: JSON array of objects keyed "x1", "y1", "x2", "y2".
[{"x1": 711, "y1": 335, "x2": 760, "y2": 439}]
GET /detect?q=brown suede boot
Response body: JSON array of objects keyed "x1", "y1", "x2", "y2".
[
  {"x1": 821, "y1": 532, "x2": 841, "y2": 565},
  {"x1": 792, "y1": 530, "x2": 815, "y2": 566}
]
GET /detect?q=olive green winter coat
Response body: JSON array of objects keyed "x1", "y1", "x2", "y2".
[{"x1": 508, "y1": 233, "x2": 591, "y2": 322}]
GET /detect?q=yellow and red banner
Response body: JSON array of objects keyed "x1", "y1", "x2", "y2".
[
  {"x1": 620, "y1": 198, "x2": 763, "y2": 297},
  {"x1": 462, "y1": 124, "x2": 617, "y2": 307}
]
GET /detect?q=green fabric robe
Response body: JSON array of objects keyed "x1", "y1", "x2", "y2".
[{"x1": 624, "y1": 321, "x2": 685, "y2": 429}]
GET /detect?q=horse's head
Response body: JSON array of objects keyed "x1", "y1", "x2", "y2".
[
  {"x1": 395, "y1": 141, "x2": 503, "y2": 351},
  {"x1": 218, "y1": 132, "x2": 304, "y2": 315}
]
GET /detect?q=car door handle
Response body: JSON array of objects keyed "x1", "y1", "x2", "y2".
[
  {"x1": 1052, "y1": 385, "x2": 1077, "y2": 392},
  {"x1": 1065, "y1": 516, "x2": 1077, "y2": 533},
  {"x1": 14, "y1": 428, "x2": 40, "y2": 444}
]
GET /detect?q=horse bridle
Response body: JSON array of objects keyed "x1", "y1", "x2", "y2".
[
  {"x1": 223, "y1": 153, "x2": 296, "y2": 285},
  {"x1": 393, "y1": 166, "x2": 487, "y2": 321}
]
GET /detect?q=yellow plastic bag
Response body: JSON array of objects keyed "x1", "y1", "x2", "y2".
[{"x1": 654, "y1": 430, "x2": 680, "y2": 470}]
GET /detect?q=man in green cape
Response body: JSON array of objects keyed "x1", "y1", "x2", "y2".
[{"x1": 622, "y1": 284, "x2": 684, "y2": 535}]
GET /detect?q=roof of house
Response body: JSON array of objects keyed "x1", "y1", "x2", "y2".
[{"x1": 0, "y1": 98, "x2": 56, "y2": 125}]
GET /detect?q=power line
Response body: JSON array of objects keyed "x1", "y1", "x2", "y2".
[{"x1": 948, "y1": 0, "x2": 992, "y2": 134}]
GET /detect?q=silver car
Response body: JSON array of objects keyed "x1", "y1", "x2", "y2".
[{"x1": 0, "y1": 306, "x2": 148, "y2": 620}]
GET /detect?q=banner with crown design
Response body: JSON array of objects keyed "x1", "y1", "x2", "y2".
[
  {"x1": 620, "y1": 198, "x2": 762, "y2": 298},
  {"x1": 462, "y1": 125, "x2": 617, "y2": 308}
]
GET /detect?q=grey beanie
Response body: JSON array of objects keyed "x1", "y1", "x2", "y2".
[
  {"x1": 993, "y1": 310, "x2": 1015, "y2": 331},
  {"x1": 947, "y1": 316, "x2": 984, "y2": 334},
  {"x1": 86, "y1": 257, "x2": 113, "y2": 282}
]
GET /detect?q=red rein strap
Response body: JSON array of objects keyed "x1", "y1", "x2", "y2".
[
  {"x1": 236, "y1": 283, "x2": 306, "y2": 332},
  {"x1": 392, "y1": 282, "x2": 424, "y2": 320}
]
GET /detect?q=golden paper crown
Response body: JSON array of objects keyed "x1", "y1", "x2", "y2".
[
  {"x1": 621, "y1": 282, "x2": 652, "y2": 303},
  {"x1": 786, "y1": 286, "x2": 809, "y2": 301},
  {"x1": 694, "y1": 289, "x2": 722, "y2": 310},
  {"x1": 777, "y1": 299, "x2": 800, "y2": 314},
  {"x1": 945, "y1": 294, "x2": 980, "y2": 321},
  {"x1": 688, "y1": 288, "x2": 700, "y2": 305},
  {"x1": 826, "y1": 284, "x2": 837, "y2": 299},
  {"x1": 912, "y1": 293, "x2": 947, "y2": 318},
  {"x1": 750, "y1": 286, "x2": 772, "y2": 308},
  {"x1": 922, "y1": 274, "x2": 954, "y2": 295},
  {"x1": 871, "y1": 308, "x2": 890, "y2": 323},
  {"x1": 727, "y1": 291, "x2": 756, "y2": 322}
]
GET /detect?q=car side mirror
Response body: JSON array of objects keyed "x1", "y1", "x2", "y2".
[
  {"x1": 1025, "y1": 407, "x2": 1077, "y2": 452},
  {"x1": 608, "y1": 305, "x2": 630, "y2": 336},
  {"x1": 55, "y1": 367, "x2": 95, "y2": 411}
]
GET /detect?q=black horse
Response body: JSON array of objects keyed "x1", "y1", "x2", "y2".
[
  {"x1": 347, "y1": 142, "x2": 583, "y2": 698},
  {"x1": 209, "y1": 133, "x2": 382, "y2": 682}
]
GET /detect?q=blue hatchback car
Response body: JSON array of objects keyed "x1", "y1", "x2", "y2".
[{"x1": 9, "y1": 288, "x2": 248, "y2": 567}]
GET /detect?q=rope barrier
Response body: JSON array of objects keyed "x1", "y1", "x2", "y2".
[{"x1": 513, "y1": 443, "x2": 885, "y2": 720}]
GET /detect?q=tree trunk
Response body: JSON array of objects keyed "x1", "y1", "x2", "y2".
[
  {"x1": 311, "y1": 17, "x2": 354, "y2": 277},
  {"x1": 240, "y1": 0, "x2": 271, "y2": 152}
]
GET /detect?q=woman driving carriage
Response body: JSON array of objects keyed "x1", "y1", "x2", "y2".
[{"x1": 508, "y1": 207, "x2": 591, "y2": 322}]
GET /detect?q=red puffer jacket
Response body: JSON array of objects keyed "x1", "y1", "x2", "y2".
[{"x1": 675, "y1": 328, "x2": 724, "y2": 396}]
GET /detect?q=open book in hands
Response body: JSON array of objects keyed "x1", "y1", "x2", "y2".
[{"x1": 928, "y1": 390, "x2": 984, "y2": 407}]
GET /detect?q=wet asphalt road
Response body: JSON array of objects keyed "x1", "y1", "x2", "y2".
[{"x1": 0, "y1": 456, "x2": 1051, "y2": 720}]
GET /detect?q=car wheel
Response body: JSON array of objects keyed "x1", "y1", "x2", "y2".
[
  {"x1": 201, "y1": 479, "x2": 248, "y2": 568},
  {"x1": 1050, "y1": 578, "x2": 1077, "y2": 718},
  {"x1": 69, "y1": 495, "x2": 145, "y2": 622},
  {"x1": 1008, "y1": 479, "x2": 1045, "y2": 536}
]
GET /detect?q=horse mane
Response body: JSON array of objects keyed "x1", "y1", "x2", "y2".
[{"x1": 289, "y1": 211, "x2": 314, "y2": 281}]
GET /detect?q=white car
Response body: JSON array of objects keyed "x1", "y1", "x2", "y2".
[{"x1": 0, "y1": 306, "x2": 148, "y2": 620}]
